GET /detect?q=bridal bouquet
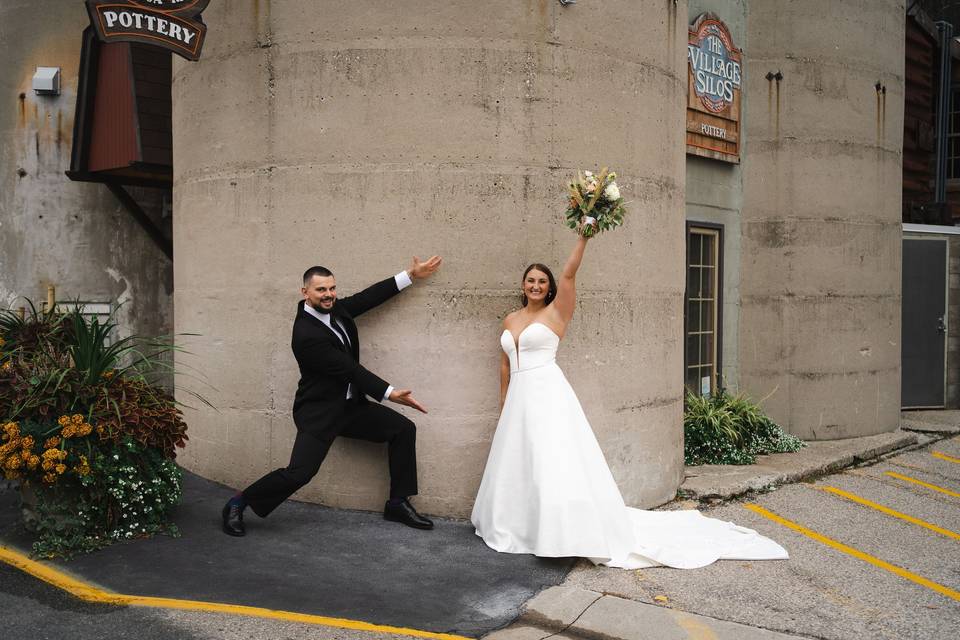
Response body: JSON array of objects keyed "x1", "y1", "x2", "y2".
[{"x1": 564, "y1": 167, "x2": 627, "y2": 238}]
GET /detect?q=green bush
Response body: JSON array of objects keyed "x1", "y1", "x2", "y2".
[{"x1": 684, "y1": 388, "x2": 805, "y2": 466}]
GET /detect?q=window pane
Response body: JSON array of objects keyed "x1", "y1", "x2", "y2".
[
  {"x1": 701, "y1": 232, "x2": 714, "y2": 265},
  {"x1": 688, "y1": 233, "x2": 702, "y2": 265},
  {"x1": 688, "y1": 300, "x2": 701, "y2": 333},
  {"x1": 687, "y1": 263, "x2": 699, "y2": 297},
  {"x1": 687, "y1": 333, "x2": 700, "y2": 365}
]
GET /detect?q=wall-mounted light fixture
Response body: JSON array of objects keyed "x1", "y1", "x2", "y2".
[
  {"x1": 559, "y1": 0, "x2": 577, "y2": 5},
  {"x1": 32, "y1": 67, "x2": 61, "y2": 95}
]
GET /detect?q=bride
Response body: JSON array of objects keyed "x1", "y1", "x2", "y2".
[{"x1": 471, "y1": 228, "x2": 788, "y2": 569}]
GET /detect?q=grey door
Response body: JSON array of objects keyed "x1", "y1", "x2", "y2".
[{"x1": 902, "y1": 237, "x2": 947, "y2": 408}]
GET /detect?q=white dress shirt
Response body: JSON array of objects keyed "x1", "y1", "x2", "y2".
[{"x1": 303, "y1": 271, "x2": 413, "y2": 402}]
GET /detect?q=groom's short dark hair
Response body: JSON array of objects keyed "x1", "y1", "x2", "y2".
[{"x1": 303, "y1": 266, "x2": 334, "y2": 284}]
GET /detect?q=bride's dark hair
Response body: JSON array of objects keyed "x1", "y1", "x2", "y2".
[{"x1": 521, "y1": 263, "x2": 557, "y2": 307}]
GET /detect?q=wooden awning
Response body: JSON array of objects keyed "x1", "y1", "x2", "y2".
[{"x1": 67, "y1": 27, "x2": 172, "y2": 188}]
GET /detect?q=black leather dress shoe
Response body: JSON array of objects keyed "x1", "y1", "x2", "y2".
[
  {"x1": 383, "y1": 499, "x2": 434, "y2": 530},
  {"x1": 222, "y1": 500, "x2": 246, "y2": 537}
]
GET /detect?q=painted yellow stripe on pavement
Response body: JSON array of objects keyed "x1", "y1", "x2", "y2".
[
  {"x1": 0, "y1": 545, "x2": 471, "y2": 640},
  {"x1": 818, "y1": 486, "x2": 960, "y2": 542},
  {"x1": 673, "y1": 611, "x2": 719, "y2": 640},
  {"x1": 932, "y1": 451, "x2": 960, "y2": 464},
  {"x1": 744, "y1": 504, "x2": 960, "y2": 602},
  {"x1": 884, "y1": 471, "x2": 960, "y2": 499}
]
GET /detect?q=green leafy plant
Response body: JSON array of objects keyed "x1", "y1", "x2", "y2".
[
  {"x1": 684, "y1": 388, "x2": 805, "y2": 466},
  {"x1": 1, "y1": 299, "x2": 201, "y2": 558}
]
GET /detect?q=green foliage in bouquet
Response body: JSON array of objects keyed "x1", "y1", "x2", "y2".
[
  {"x1": 564, "y1": 167, "x2": 627, "y2": 238},
  {"x1": 683, "y1": 388, "x2": 805, "y2": 466},
  {"x1": 0, "y1": 302, "x2": 197, "y2": 558}
]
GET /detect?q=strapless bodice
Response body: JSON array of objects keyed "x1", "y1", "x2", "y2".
[{"x1": 500, "y1": 322, "x2": 560, "y2": 373}]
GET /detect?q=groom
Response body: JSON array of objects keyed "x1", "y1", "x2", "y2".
[{"x1": 222, "y1": 255, "x2": 443, "y2": 536}]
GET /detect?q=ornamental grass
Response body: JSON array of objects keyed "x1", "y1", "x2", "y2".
[{"x1": 683, "y1": 387, "x2": 805, "y2": 466}]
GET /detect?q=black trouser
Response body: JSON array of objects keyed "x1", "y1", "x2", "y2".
[{"x1": 242, "y1": 402, "x2": 418, "y2": 518}]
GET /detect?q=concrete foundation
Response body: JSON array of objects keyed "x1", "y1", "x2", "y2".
[{"x1": 172, "y1": 0, "x2": 688, "y2": 516}]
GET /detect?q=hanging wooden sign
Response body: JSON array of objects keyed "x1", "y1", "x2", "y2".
[
  {"x1": 85, "y1": 0, "x2": 209, "y2": 61},
  {"x1": 686, "y1": 14, "x2": 742, "y2": 163}
]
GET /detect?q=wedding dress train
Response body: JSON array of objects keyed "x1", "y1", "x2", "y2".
[{"x1": 470, "y1": 322, "x2": 788, "y2": 569}]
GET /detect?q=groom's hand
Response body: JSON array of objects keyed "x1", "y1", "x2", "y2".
[
  {"x1": 408, "y1": 255, "x2": 442, "y2": 280},
  {"x1": 389, "y1": 389, "x2": 428, "y2": 414}
]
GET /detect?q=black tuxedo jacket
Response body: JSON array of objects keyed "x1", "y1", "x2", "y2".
[{"x1": 291, "y1": 276, "x2": 401, "y2": 433}]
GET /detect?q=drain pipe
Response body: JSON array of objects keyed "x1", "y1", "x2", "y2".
[{"x1": 935, "y1": 20, "x2": 953, "y2": 205}]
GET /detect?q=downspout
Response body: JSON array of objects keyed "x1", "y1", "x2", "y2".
[{"x1": 935, "y1": 21, "x2": 953, "y2": 204}]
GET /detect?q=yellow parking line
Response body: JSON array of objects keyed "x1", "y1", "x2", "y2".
[
  {"x1": 817, "y1": 486, "x2": 960, "y2": 541},
  {"x1": 744, "y1": 504, "x2": 960, "y2": 602},
  {"x1": 932, "y1": 451, "x2": 960, "y2": 464},
  {"x1": 884, "y1": 471, "x2": 960, "y2": 498},
  {"x1": 0, "y1": 545, "x2": 471, "y2": 640}
]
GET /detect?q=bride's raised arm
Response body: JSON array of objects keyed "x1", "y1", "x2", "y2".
[{"x1": 551, "y1": 234, "x2": 589, "y2": 324}]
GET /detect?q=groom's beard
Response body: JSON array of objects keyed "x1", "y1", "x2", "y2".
[{"x1": 309, "y1": 299, "x2": 337, "y2": 313}]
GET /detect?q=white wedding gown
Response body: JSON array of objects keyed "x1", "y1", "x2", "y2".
[{"x1": 471, "y1": 322, "x2": 788, "y2": 569}]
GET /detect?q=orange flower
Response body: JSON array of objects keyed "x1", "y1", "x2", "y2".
[
  {"x1": 57, "y1": 415, "x2": 71, "y2": 426},
  {"x1": 43, "y1": 436, "x2": 60, "y2": 449},
  {"x1": 42, "y1": 472, "x2": 56, "y2": 484},
  {"x1": 41, "y1": 460, "x2": 54, "y2": 471},
  {"x1": 71, "y1": 414, "x2": 83, "y2": 425},
  {"x1": 27, "y1": 455, "x2": 39, "y2": 470},
  {"x1": 61, "y1": 425, "x2": 77, "y2": 438},
  {"x1": 20, "y1": 435, "x2": 34, "y2": 450},
  {"x1": 54, "y1": 463, "x2": 66, "y2": 474}
]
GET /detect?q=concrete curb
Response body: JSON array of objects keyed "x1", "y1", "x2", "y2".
[
  {"x1": 679, "y1": 430, "x2": 920, "y2": 502},
  {"x1": 482, "y1": 586, "x2": 806, "y2": 640},
  {"x1": 900, "y1": 410, "x2": 960, "y2": 435}
]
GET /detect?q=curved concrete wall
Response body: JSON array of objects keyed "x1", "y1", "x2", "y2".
[
  {"x1": 173, "y1": 0, "x2": 688, "y2": 516},
  {"x1": 740, "y1": 0, "x2": 904, "y2": 439},
  {"x1": 0, "y1": 1, "x2": 171, "y2": 343}
]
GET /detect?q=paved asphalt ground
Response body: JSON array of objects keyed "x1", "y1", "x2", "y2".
[
  {"x1": 565, "y1": 435, "x2": 960, "y2": 640},
  {"x1": 0, "y1": 472, "x2": 571, "y2": 639},
  {"x1": 1, "y1": 435, "x2": 958, "y2": 640}
]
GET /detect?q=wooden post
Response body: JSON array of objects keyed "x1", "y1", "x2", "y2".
[
  {"x1": 16, "y1": 307, "x2": 25, "y2": 320},
  {"x1": 46, "y1": 284, "x2": 55, "y2": 313}
]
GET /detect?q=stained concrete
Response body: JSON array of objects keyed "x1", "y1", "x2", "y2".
[
  {"x1": 171, "y1": 0, "x2": 689, "y2": 516},
  {"x1": 739, "y1": 0, "x2": 905, "y2": 439},
  {"x1": 0, "y1": 0, "x2": 172, "y2": 344}
]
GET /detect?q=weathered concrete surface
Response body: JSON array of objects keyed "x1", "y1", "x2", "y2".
[
  {"x1": 901, "y1": 409, "x2": 960, "y2": 434},
  {"x1": 679, "y1": 430, "x2": 918, "y2": 501},
  {"x1": 172, "y1": 1, "x2": 689, "y2": 516},
  {"x1": 0, "y1": 0, "x2": 172, "y2": 341},
  {"x1": 487, "y1": 586, "x2": 805, "y2": 640},
  {"x1": 739, "y1": 0, "x2": 904, "y2": 439}
]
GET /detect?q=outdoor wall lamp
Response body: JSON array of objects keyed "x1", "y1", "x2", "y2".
[
  {"x1": 559, "y1": 0, "x2": 576, "y2": 6},
  {"x1": 32, "y1": 67, "x2": 61, "y2": 95}
]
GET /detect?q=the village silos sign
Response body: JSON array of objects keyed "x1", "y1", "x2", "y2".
[
  {"x1": 85, "y1": 0, "x2": 209, "y2": 61},
  {"x1": 686, "y1": 14, "x2": 742, "y2": 163}
]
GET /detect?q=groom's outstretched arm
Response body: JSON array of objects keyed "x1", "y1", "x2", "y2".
[{"x1": 339, "y1": 255, "x2": 442, "y2": 317}]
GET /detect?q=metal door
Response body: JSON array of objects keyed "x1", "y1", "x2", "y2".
[{"x1": 902, "y1": 237, "x2": 948, "y2": 408}]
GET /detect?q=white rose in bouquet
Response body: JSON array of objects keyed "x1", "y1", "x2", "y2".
[{"x1": 604, "y1": 182, "x2": 620, "y2": 201}]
